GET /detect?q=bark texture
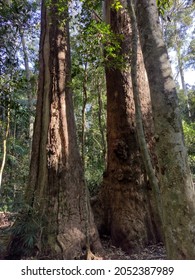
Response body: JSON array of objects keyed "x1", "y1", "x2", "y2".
[
  {"x1": 127, "y1": 0, "x2": 162, "y2": 231},
  {"x1": 94, "y1": 0, "x2": 161, "y2": 253},
  {"x1": 8, "y1": 0, "x2": 101, "y2": 259},
  {"x1": 136, "y1": 0, "x2": 195, "y2": 259}
]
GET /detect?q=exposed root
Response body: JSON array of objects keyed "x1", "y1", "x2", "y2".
[{"x1": 86, "y1": 249, "x2": 103, "y2": 260}]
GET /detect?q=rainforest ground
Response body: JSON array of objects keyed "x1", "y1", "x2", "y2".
[{"x1": 0, "y1": 212, "x2": 166, "y2": 260}]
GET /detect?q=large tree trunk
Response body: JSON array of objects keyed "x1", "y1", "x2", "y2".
[
  {"x1": 136, "y1": 0, "x2": 195, "y2": 259},
  {"x1": 8, "y1": 0, "x2": 102, "y2": 260},
  {"x1": 95, "y1": 0, "x2": 161, "y2": 254},
  {"x1": 127, "y1": 0, "x2": 163, "y2": 229}
]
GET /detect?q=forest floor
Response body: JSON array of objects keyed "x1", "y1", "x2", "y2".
[
  {"x1": 102, "y1": 237, "x2": 166, "y2": 260},
  {"x1": 0, "y1": 212, "x2": 166, "y2": 260}
]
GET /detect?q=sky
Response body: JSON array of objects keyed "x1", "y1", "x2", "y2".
[
  {"x1": 184, "y1": 69, "x2": 195, "y2": 87},
  {"x1": 169, "y1": 50, "x2": 195, "y2": 88}
]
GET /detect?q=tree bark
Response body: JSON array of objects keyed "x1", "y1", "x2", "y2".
[
  {"x1": 95, "y1": 0, "x2": 161, "y2": 253},
  {"x1": 8, "y1": 0, "x2": 102, "y2": 260},
  {"x1": 97, "y1": 77, "x2": 107, "y2": 166},
  {"x1": 127, "y1": 0, "x2": 163, "y2": 228},
  {"x1": 0, "y1": 102, "x2": 10, "y2": 191},
  {"x1": 136, "y1": 0, "x2": 195, "y2": 259},
  {"x1": 81, "y1": 63, "x2": 88, "y2": 165}
]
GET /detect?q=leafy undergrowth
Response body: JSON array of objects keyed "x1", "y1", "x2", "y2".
[{"x1": 0, "y1": 212, "x2": 166, "y2": 260}]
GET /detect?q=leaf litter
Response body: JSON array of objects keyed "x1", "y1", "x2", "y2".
[{"x1": 0, "y1": 212, "x2": 166, "y2": 260}]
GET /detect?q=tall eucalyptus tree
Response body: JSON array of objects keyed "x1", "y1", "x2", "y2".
[
  {"x1": 95, "y1": 0, "x2": 161, "y2": 253},
  {"x1": 8, "y1": 0, "x2": 102, "y2": 259},
  {"x1": 136, "y1": 0, "x2": 195, "y2": 259}
]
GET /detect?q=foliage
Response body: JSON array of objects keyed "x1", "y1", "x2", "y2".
[
  {"x1": 163, "y1": 0, "x2": 195, "y2": 72},
  {"x1": 71, "y1": 46, "x2": 107, "y2": 194},
  {"x1": 0, "y1": 70, "x2": 34, "y2": 192},
  {"x1": 185, "y1": 38, "x2": 195, "y2": 69},
  {"x1": 0, "y1": 0, "x2": 39, "y2": 212},
  {"x1": 156, "y1": 0, "x2": 172, "y2": 16},
  {"x1": 178, "y1": 85, "x2": 195, "y2": 177},
  {"x1": 163, "y1": 0, "x2": 195, "y2": 179},
  {"x1": 0, "y1": 0, "x2": 194, "y2": 211},
  {"x1": 182, "y1": 120, "x2": 195, "y2": 176},
  {"x1": 111, "y1": 0, "x2": 123, "y2": 12},
  {"x1": 70, "y1": 1, "x2": 108, "y2": 195},
  {"x1": 71, "y1": 0, "x2": 124, "y2": 69},
  {"x1": 8, "y1": 205, "x2": 42, "y2": 258},
  {"x1": 0, "y1": 0, "x2": 39, "y2": 74}
]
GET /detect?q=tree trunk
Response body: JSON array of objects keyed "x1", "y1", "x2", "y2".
[
  {"x1": 8, "y1": 0, "x2": 102, "y2": 260},
  {"x1": 19, "y1": 28, "x2": 34, "y2": 150},
  {"x1": 173, "y1": 21, "x2": 191, "y2": 118},
  {"x1": 97, "y1": 77, "x2": 107, "y2": 166},
  {"x1": 81, "y1": 63, "x2": 88, "y2": 165},
  {"x1": 127, "y1": 0, "x2": 163, "y2": 227},
  {"x1": 136, "y1": 0, "x2": 195, "y2": 259},
  {"x1": 0, "y1": 102, "x2": 10, "y2": 191},
  {"x1": 95, "y1": 0, "x2": 161, "y2": 253}
]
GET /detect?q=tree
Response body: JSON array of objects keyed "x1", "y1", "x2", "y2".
[
  {"x1": 127, "y1": 0, "x2": 163, "y2": 230},
  {"x1": 8, "y1": 0, "x2": 102, "y2": 259},
  {"x1": 70, "y1": 20, "x2": 107, "y2": 194},
  {"x1": 0, "y1": 0, "x2": 39, "y2": 212},
  {"x1": 183, "y1": 119, "x2": 195, "y2": 176},
  {"x1": 136, "y1": 0, "x2": 195, "y2": 259},
  {"x1": 94, "y1": 0, "x2": 161, "y2": 253},
  {"x1": 163, "y1": 0, "x2": 195, "y2": 117},
  {"x1": 0, "y1": 90, "x2": 10, "y2": 190}
]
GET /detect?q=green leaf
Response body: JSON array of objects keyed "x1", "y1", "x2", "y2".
[{"x1": 111, "y1": 0, "x2": 123, "y2": 12}]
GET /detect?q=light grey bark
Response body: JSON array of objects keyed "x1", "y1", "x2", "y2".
[
  {"x1": 136, "y1": 0, "x2": 195, "y2": 259},
  {"x1": 173, "y1": 21, "x2": 191, "y2": 118},
  {"x1": 0, "y1": 104, "x2": 10, "y2": 191}
]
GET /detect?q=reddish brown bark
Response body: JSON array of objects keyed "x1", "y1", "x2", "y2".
[
  {"x1": 8, "y1": 0, "x2": 102, "y2": 260},
  {"x1": 94, "y1": 1, "x2": 161, "y2": 254}
]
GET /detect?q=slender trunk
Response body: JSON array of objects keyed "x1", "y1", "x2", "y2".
[
  {"x1": 0, "y1": 104, "x2": 10, "y2": 191},
  {"x1": 178, "y1": 55, "x2": 187, "y2": 95},
  {"x1": 173, "y1": 21, "x2": 186, "y2": 95},
  {"x1": 97, "y1": 79, "x2": 106, "y2": 165},
  {"x1": 80, "y1": 63, "x2": 98, "y2": 259},
  {"x1": 81, "y1": 63, "x2": 88, "y2": 164},
  {"x1": 19, "y1": 28, "x2": 34, "y2": 150},
  {"x1": 177, "y1": 53, "x2": 191, "y2": 118},
  {"x1": 136, "y1": 0, "x2": 195, "y2": 259},
  {"x1": 174, "y1": 21, "x2": 191, "y2": 118}
]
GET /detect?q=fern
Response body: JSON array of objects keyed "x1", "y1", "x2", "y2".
[{"x1": 8, "y1": 206, "x2": 42, "y2": 258}]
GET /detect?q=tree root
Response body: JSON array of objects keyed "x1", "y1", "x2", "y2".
[{"x1": 86, "y1": 249, "x2": 103, "y2": 260}]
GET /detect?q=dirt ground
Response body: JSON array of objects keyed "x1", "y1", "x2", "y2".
[{"x1": 0, "y1": 212, "x2": 166, "y2": 260}]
